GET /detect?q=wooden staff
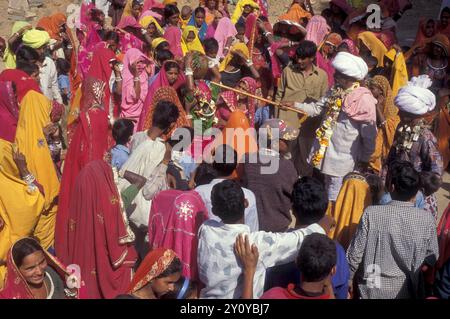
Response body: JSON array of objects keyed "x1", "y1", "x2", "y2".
[{"x1": 210, "y1": 82, "x2": 308, "y2": 116}]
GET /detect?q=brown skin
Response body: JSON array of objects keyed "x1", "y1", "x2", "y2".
[
  {"x1": 425, "y1": 20, "x2": 435, "y2": 38},
  {"x1": 234, "y1": 234, "x2": 259, "y2": 299},
  {"x1": 368, "y1": 83, "x2": 386, "y2": 126},
  {"x1": 298, "y1": 267, "x2": 336, "y2": 299},
  {"x1": 166, "y1": 67, "x2": 180, "y2": 85},
  {"x1": 194, "y1": 11, "x2": 206, "y2": 28},
  {"x1": 242, "y1": 5, "x2": 254, "y2": 17},
  {"x1": 186, "y1": 31, "x2": 196, "y2": 42},
  {"x1": 131, "y1": 4, "x2": 143, "y2": 19},
  {"x1": 207, "y1": 0, "x2": 217, "y2": 11},
  {"x1": 8, "y1": 24, "x2": 32, "y2": 48},
  {"x1": 168, "y1": 13, "x2": 180, "y2": 27},
  {"x1": 132, "y1": 272, "x2": 182, "y2": 299},
  {"x1": 19, "y1": 251, "x2": 48, "y2": 299},
  {"x1": 441, "y1": 11, "x2": 450, "y2": 28},
  {"x1": 112, "y1": 61, "x2": 122, "y2": 95},
  {"x1": 181, "y1": 6, "x2": 192, "y2": 21}
]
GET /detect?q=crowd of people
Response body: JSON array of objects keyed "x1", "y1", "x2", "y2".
[{"x1": 0, "y1": 0, "x2": 449, "y2": 300}]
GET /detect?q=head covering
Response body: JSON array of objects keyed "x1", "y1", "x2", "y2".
[
  {"x1": 305, "y1": 15, "x2": 331, "y2": 46},
  {"x1": 231, "y1": 0, "x2": 260, "y2": 24},
  {"x1": 431, "y1": 33, "x2": 450, "y2": 57},
  {"x1": 148, "y1": 190, "x2": 208, "y2": 281},
  {"x1": 22, "y1": 29, "x2": 51, "y2": 49},
  {"x1": 219, "y1": 42, "x2": 249, "y2": 72},
  {"x1": 0, "y1": 82, "x2": 19, "y2": 143},
  {"x1": 342, "y1": 86, "x2": 377, "y2": 123},
  {"x1": 163, "y1": 0, "x2": 177, "y2": 4},
  {"x1": 395, "y1": 75, "x2": 437, "y2": 115},
  {"x1": 278, "y1": 3, "x2": 312, "y2": 22},
  {"x1": 0, "y1": 238, "x2": 80, "y2": 299},
  {"x1": 332, "y1": 51, "x2": 368, "y2": 80},
  {"x1": 139, "y1": 14, "x2": 164, "y2": 34},
  {"x1": 0, "y1": 69, "x2": 41, "y2": 103},
  {"x1": 370, "y1": 75, "x2": 398, "y2": 118},
  {"x1": 164, "y1": 26, "x2": 184, "y2": 58},
  {"x1": 357, "y1": 31, "x2": 388, "y2": 67},
  {"x1": 151, "y1": 37, "x2": 168, "y2": 50},
  {"x1": 143, "y1": 87, "x2": 191, "y2": 139},
  {"x1": 117, "y1": 15, "x2": 141, "y2": 29},
  {"x1": 188, "y1": 11, "x2": 208, "y2": 41},
  {"x1": 213, "y1": 17, "x2": 237, "y2": 58},
  {"x1": 37, "y1": 13, "x2": 67, "y2": 41},
  {"x1": 182, "y1": 26, "x2": 206, "y2": 55},
  {"x1": 128, "y1": 248, "x2": 177, "y2": 293},
  {"x1": 340, "y1": 39, "x2": 359, "y2": 55},
  {"x1": 65, "y1": 160, "x2": 137, "y2": 299},
  {"x1": 324, "y1": 32, "x2": 343, "y2": 47}
]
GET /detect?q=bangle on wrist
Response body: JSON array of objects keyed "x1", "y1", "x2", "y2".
[
  {"x1": 185, "y1": 68, "x2": 194, "y2": 76},
  {"x1": 133, "y1": 77, "x2": 140, "y2": 82},
  {"x1": 246, "y1": 59, "x2": 253, "y2": 67}
]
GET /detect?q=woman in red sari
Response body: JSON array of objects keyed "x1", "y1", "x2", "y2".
[
  {"x1": 125, "y1": 248, "x2": 182, "y2": 299},
  {"x1": 0, "y1": 82, "x2": 20, "y2": 142},
  {"x1": 0, "y1": 68, "x2": 41, "y2": 103},
  {"x1": 55, "y1": 78, "x2": 113, "y2": 263},
  {"x1": 0, "y1": 237, "x2": 84, "y2": 299},
  {"x1": 148, "y1": 191, "x2": 208, "y2": 281},
  {"x1": 66, "y1": 160, "x2": 137, "y2": 299}
]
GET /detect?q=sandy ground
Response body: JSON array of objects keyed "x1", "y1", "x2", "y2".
[{"x1": 0, "y1": 0, "x2": 448, "y2": 214}]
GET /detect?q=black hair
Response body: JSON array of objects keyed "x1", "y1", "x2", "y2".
[
  {"x1": 164, "y1": 4, "x2": 180, "y2": 21},
  {"x1": 194, "y1": 163, "x2": 218, "y2": 186},
  {"x1": 212, "y1": 145, "x2": 238, "y2": 177},
  {"x1": 321, "y1": 8, "x2": 333, "y2": 17},
  {"x1": 164, "y1": 60, "x2": 180, "y2": 72},
  {"x1": 364, "y1": 54, "x2": 379, "y2": 68},
  {"x1": 156, "y1": 48, "x2": 174, "y2": 63},
  {"x1": 55, "y1": 58, "x2": 71, "y2": 75},
  {"x1": 235, "y1": 22, "x2": 245, "y2": 31},
  {"x1": 194, "y1": 6, "x2": 206, "y2": 16},
  {"x1": 152, "y1": 100, "x2": 180, "y2": 131},
  {"x1": 12, "y1": 238, "x2": 44, "y2": 268},
  {"x1": 211, "y1": 180, "x2": 245, "y2": 224},
  {"x1": 296, "y1": 40, "x2": 317, "y2": 59},
  {"x1": 388, "y1": 160, "x2": 420, "y2": 201},
  {"x1": 364, "y1": 173, "x2": 383, "y2": 205},
  {"x1": 160, "y1": 277, "x2": 198, "y2": 299},
  {"x1": 90, "y1": 8, "x2": 105, "y2": 23},
  {"x1": 15, "y1": 46, "x2": 40, "y2": 64},
  {"x1": 112, "y1": 119, "x2": 135, "y2": 145},
  {"x1": 167, "y1": 126, "x2": 194, "y2": 149},
  {"x1": 103, "y1": 30, "x2": 120, "y2": 44},
  {"x1": 296, "y1": 233, "x2": 336, "y2": 282},
  {"x1": 17, "y1": 62, "x2": 39, "y2": 77},
  {"x1": 420, "y1": 171, "x2": 442, "y2": 197},
  {"x1": 157, "y1": 257, "x2": 183, "y2": 278},
  {"x1": 132, "y1": 0, "x2": 143, "y2": 7},
  {"x1": 203, "y1": 38, "x2": 219, "y2": 54},
  {"x1": 441, "y1": 6, "x2": 450, "y2": 18},
  {"x1": 292, "y1": 177, "x2": 329, "y2": 225}
]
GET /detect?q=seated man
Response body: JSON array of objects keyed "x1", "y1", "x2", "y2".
[
  {"x1": 197, "y1": 179, "x2": 335, "y2": 299},
  {"x1": 261, "y1": 233, "x2": 337, "y2": 299}
]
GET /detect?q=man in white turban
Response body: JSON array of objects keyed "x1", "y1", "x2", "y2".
[
  {"x1": 285, "y1": 51, "x2": 378, "y2": 201},
  {"x1": 384, "y1": 74, "x2": 443, "y2": 219}
]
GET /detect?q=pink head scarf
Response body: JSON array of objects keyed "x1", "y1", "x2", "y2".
[
  {"x1": 148, "y1": 190, "x2": 208, "y2": 281},
  {"x1": 120, "y1": 48, "x2": 151, "y2": 126},
  {"x1": 117, "y1": 15, "x2": 142, "y2": 29},
  {"x1": 164, "y1": 26, "x2": 184, "y2": 58},
  {"x1": 143, "y1": 0, "x2": 164, "y2": 12},
  {"x1": 341, "y1": 38, "x2": 359, "y2": 55},
  {"x1": 214, "y1": 17, "x2": 238, "y2": 58},
  {"x1": 342, "y1": 87, "x2": 377, "y2": 123},
  {"x1": 306, "y1": 15, "x2": 331, "y2": 46},
  {"x1": 140, "y1": 9, "x2": 163, "y2": 21}
]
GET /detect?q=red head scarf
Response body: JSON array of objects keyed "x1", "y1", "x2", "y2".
[
  {"x1": 0, "y1": 81, "x2": 20, "y2": 142},
  {"x1": 0, "y1": 69, "x2": 41, "y2": 103}
]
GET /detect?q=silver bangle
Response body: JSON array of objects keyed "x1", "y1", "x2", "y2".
[
  {"x1": 22, "y1": 173, "x2": 36, "y2": 185},
  {"x1": 185, "y1": 68, "x2": 194, "y2": 76},
  {"x1": 133, "y1": 77, "x2": 140, "y2": 82},
  {"x1": 246, "y1": 60, "x2": 253, "y2": 67}
]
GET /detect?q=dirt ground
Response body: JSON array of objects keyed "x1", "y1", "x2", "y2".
[{"x1": 0, "y1": 0, "x2": 448, "y2": 215}]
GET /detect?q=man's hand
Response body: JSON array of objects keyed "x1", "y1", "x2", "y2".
[
  {"x1": 234, "y1": 234, "x2": 259, "y2": 273},
  {"x1": 318, "y1": 215, "x2": 336, "y2": 233}
]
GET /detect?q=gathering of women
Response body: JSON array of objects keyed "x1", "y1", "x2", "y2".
[{"x1": 0, "y1": 0, "x2": 450, "y2": 301}]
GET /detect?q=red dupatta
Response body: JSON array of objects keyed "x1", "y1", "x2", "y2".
[
  {"x1": 67, "y1": 160, "x2": 137, "y2": 299},
  {"x1": 0, "y1": 69, "x2": 41, "y2": 103},
  {"x1": 0, "y1": 238, "x2": 84, "y2": 299},
  {"x1": 55, "y1": 79, "x2": 113, "y2": 264},
  {"x1": 0, "y1": 81, "x2": 20, "y2": 142},
  {"x1": 164, "y1": 26, "x2": 184, "y2": 58},
  {"x1": 148, "y1": 191, "x2": 207, "y2": 281}
]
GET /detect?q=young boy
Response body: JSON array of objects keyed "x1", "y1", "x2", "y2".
[
  {"x1": 203, "y1": 38, "x2": 221, "y2": 82},
  {"x1": 180, "y1": 5, "x2": 193, "y2": 28},
  {"x1": 56, "y1": 58, "x2": 71, "y2": 105},
  {"x1": 261, "y1": 233, "x2": 336, "y2": 299},
  {"x1": 111, "y1": 119, "x2": 135, "y2": 170},
  {"x1": 197, "y1": 179, "x2": 334, "y2": 299},
  {"x1": 264, "y1": 177, "x2": 350, "y2": 299}
]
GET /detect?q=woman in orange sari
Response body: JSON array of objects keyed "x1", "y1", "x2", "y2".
[
  {"x1": 404, "y1": 18, "x2": 437, "y2": 61},
  {"x1": 368, "y1": 75, "x2": 400, "y2": 174}
]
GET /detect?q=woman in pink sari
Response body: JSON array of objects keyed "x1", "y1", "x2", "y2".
[
  {"x1": 305, "y1": 15, "x2": 331, "y2": 47},
  {"x1": 207, "y1": 17, "x2": 237, "y2": 59},
  {"x1": 67, "y1": 160, "x2": 137, "y2": 299},
  {"x1": 120, "y1": 48, "x2": 152, "y2": 129},
  {"x1": 317, "y1": 33, "x2": 342, "y2": 88},
  {"x1": 0, "y1": 82, "x2": 19, "y2": 143},
  {"x1": 148, "y1": 190, "x2": 208, "y2": 281}
]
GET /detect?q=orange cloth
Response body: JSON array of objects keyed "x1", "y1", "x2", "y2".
[
  {"x1": 278, "y1": 3, "x2": 312, "y2": 23},
  {"x1": 436, "y1": 95, "x2": 450, "y2": 169}
]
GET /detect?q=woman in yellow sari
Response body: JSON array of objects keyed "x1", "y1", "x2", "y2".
[
  {"x1": 0, "y1": 139, "x2": 45, "y2": 288},
  {"x1": 14, "y1": 91, "x2": 60, "y2": 250},
  {"x1": 357, "y1": 31, "x2": 388, "y2": 67},
  {"x1": 384, "y1": 48, "x2": 408, "y2": 97},
  {"x1": 368, "y1": 75, "x2": 400, "y2": 174},
  {"x1": 181, "y1": 26, "x2": 205, "y2": 55}
]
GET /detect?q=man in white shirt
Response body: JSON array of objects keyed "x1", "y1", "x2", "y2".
[
  {"x1": 195, "y1": 145, "x2": 259, "y2": 232},
  {"x1": 197, "y1": 179, "x2": 334, "y2": 299}
]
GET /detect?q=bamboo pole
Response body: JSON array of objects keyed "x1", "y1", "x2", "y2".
[{"x1": 210, "y1": 82, "x2": 308, "y2": 116}]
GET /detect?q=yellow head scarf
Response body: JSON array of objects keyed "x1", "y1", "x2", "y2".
[
  {"x1": 231, "y1": 0, "x2": 260, "y2": 24},
  {"x1": 181, "y1": 26, "x2": 205, "y2": 55},
  {"x1": 357, "y1": 32, "x2": 388, "y2": 67},
  {"x1": 219, "y1": 42, "x2": 250, "y2": 72},
  {"x1": 151, "y1": 37, "x2": 168, "y2": 50},
  {"x1": 14, "y1": 91, "x2": 60, "y2": 249},
  {"x1": 384, "y1": 49, "x2": 408, "y2": 96},
  {"x1": 139, "y1": 15, "x2": 164, "y2": 34},
  {"x1": 22, "y1": 29, "x2": 51, "y2": 49},
  {"x1": 3, "y1": 21, "x2": 33, "y2": 69},
  {"x1": 0, "y1": 139, "x2": 45, "y2": 288}
]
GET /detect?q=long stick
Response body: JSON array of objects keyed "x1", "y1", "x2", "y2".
[{"x1": 210, "y1": 82, "x2": 307, "y2": 116}]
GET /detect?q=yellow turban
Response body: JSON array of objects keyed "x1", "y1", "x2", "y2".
[
  {"x1": 151, "y1": 37, "x2": 168, "y2": 50},
  {"x1": 22, "y1": 29, "x2": 50, "y2": 49},
  {"x1": 219, "y1": 42, "x2": 249, "y2": 72},
  {"x1": 139, "y1": 15, "x2": 164, "y2": 34},
  {"x1": 231, "y1": 0, "x2": 259, "y2": 24}
]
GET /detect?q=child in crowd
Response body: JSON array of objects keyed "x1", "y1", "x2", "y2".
[
  {"x1": 55, "y1": 58, "x2": 71, "y2": 105},
  {"x1": 160, "y1": 277, "x2": 198, "y2": 299},
  {"x1": 111, "y1": 119, "x2": 135, "y2": 170}
]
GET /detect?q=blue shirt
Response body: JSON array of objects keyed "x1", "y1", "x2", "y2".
[
  {"x1": 57, "y1": 74, "x2": 71, "y2": 99},
  {"x1": 111, "y1": 144, "x2": 130, "y2": 170},
  {"x1": 264, "y1": 240, "x2": 350, "y2": 299},
  {"x1": 380, "y1": 191, "x2": 425, "y2": 208}
]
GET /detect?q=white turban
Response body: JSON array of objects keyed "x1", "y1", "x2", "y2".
[
  {"x1": 332, "y1": 52, "x2": 368, "y2": 81},
  {"x1": 394, "y1": 75, "x2": 436, "y2": 115}
]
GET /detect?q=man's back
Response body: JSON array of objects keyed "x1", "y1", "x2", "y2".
[{"x1": 347, "y1": 201, "x2": 439, "y2": 299}]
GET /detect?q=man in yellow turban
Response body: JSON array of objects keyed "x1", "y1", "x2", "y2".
[{"x1": 22, "y1": 29, "x2": 50, "y2": 50}]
